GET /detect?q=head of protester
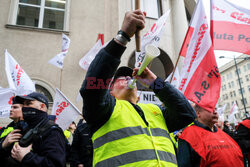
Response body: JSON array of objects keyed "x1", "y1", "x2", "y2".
[
  {"x1": 9, "y1": 97, "x2": 23, "y2": 123},
  {"x1": 15, "y1": 92, "x2": 49, "y2": 128},
  {"x1": 178, "y1": 103, "x2": 244, "y2": 167},
  {"x1": 80, "y1": 9, "x2": 196, "y2": 167}
]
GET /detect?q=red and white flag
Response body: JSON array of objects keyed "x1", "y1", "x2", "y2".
[
  {"x1": 79, "y1": 34, "x2": 104, "y2": 71},
  {"x1": 49, "y1": 33, "x2": 71, "y2": 69},
  {"x1": 165, "y1": 67, "x2": 180, "y2": 89},
  {"x1": 229, "y1": 101, "x2": 239, "y2": 123},
  {"x1": 178, "y1": 0, "x2": 221, "y2": 112},
  {"x1": 0, "y1": 88, "x2": 15, "y2": 118},
  {"x1": 210, "y1": 0, "x2": 250, "y2": 55},
  {"x1": 51, "y1": 88, "x2": 81, "y2": 130},
  {"x1": 5, "y1": 50, "x2": 35, "y2": 95},
  {"x1": 135, "y1": 10, "x2": 170, "y2": 67}
]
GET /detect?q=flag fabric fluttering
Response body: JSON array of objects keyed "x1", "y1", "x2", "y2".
[
  {"x1": 51, "y1": 88, "x2": 81, "y2": 130},
  {"x1": 165, "y1": 67, "x2": 180, "y2": 89},
  {"x1": 0, "y1": 88, "x2": 15, "y2": 118},
  {"x1": 210, "y1": 0, "x2": 250, "y2": 55},
  {"x1": 5, "y1": 50, "x2": 36, "y2": 95},
  {"x1": 49, "y1": 33, "x2": 71, "y2": 69},
  {"x1": 79, "y1": 34, "x2": 104, "y2": 71},
  {"x1": 178, "y1": 0, "x2": 221, "y2": 112},
  {"x1": 228, "y1": 101, "x2": 239, "y2": 124},
  {"x1": 135, "y1": 10, "x2": 170, "y2": 67}
]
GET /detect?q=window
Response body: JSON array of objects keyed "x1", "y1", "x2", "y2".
[
  {"x1": 228, "y1": 82, "x2": 231, "y2": 88},
  {"x1": 16, "y1": 0, "x2": 66, "y2": 30},
  {"x1": 237, "y1": 78, "x2": 243, "y2": 85},
  {"x1": 231, "y1": 81, "x2": 234, "y2": 87},
  {"x1": 233, "y1": 90, "x2": 236, "y2": 97},
  {"x1": 227, "y1": 72, "x2": 232, "y2": 80},
  {"x1": 241, "y1": 98, "x2": 247, "y2": 105},
  {"x1": 238, "y1": 88, "x2": 245, "y2": 94},
  {"x1": 222, "y1": 76, "x2": 225, "y2": 82},
  {"x1": 235, "y1": 68, "x2": 241, "y2": 75},
  {"x1": 132, "y1": 0, "x2": 162, "y2": 19},
  {"x1": 246, "y1": 74, "x2": 249, "y2": 82},
  {"x1": 248, "y1": 63, "x2": 250, "y2": 70},
  {"x1": 230, "y1": 92, "x2": 233, "y2": 97},
  {"x1": 248, "y1": 85, "x2": 250, "y2": 92}
]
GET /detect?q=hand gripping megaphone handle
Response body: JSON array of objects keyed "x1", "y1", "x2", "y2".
[{"x1": 128, "y1": 44, "x2": 160, "y2": 89}]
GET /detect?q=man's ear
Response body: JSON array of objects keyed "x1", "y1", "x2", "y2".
[
  {"x1": 40, "y1": 103, "x2": 47, "y2": 112},
  {"x1": 136, "y1": 96, "x2": 140, "y2": 103}
]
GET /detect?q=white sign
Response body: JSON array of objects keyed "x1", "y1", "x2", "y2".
[{"x1": 137, "y1": 91, "x2": 161, "y2": 105}]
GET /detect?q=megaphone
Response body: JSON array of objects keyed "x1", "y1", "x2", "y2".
[{"x1": 128, "y1": 44, "x2": 160, "y2": 89}]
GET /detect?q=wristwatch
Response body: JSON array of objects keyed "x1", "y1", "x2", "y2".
[{"x1": 115, "y1": 30, "x2": 131, "y2": 46}]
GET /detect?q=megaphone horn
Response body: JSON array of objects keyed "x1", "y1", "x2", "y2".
[{"x1": 128, "y1": 44, "x2": 160, "y2": 89}]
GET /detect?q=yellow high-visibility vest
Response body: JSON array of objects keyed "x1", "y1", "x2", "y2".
[
  {"x1": 0, "y1": 127, "x2": 14, "y2": 138},
  {"x1": 92, "y1": 100, "x2": 177, "y2": 167}
]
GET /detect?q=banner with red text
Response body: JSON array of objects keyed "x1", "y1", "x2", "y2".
[
  {"x1": 0, "y1": 88, "x2": 15, "y2": 118},
  {"x1": 79, "y1": 34, "x2": 104, "y2": 71},
  {"x1": 49, "y1": 33, "x2": 71, "y2": 69},
  {"x1": 135, "y1": 10, "x2": 170, "y2": 67},
  {"x1": 51, "y1": 88, "x2": 81, "y2": 130},
  {"x1": 210, "y1": 0, "x2": 250, "y2": 55},
  {"x1": 5, "y1": 50, "x2": 35, "y2": 95},
  {"x1": 178, "y1": 0, "x2": 221, "y2": 112}
]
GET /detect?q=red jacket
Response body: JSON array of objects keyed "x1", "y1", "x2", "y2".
[{"x1": 180, "y1": 125, "x2": 244, "y2": 167}]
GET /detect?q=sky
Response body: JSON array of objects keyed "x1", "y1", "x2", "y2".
[{"x1": 202, "y1": 0, "x2": 250, "y2": 67}]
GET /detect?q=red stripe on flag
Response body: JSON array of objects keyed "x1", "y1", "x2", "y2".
[
  {"x1": 97, "y1": 34, "x2": 104, "y2": 45},
  {"x1": 211, "y1": 21, "x2": 250, "y2": 55},
  {"x1": 184, "y1": 46, "x2": 221, "y2": 112},
  {"x1": 179, "y1": 27, "x2": 194, "y2": 57}
]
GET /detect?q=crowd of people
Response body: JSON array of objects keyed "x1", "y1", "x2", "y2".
[{"x1": 0, "y1": 10, "x2": 249, "y2": 167}]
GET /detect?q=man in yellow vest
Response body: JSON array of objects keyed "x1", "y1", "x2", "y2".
[{"x1": 80, "y1": 10, "x2": 196, "y2": 167}]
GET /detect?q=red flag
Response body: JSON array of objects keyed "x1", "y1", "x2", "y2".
[
  {"x1": 210, "y1": 0, "x2": 250, "y2": 55},
  {"x1": 179, "y1": 0, "x2": 221, "y2": 112}
]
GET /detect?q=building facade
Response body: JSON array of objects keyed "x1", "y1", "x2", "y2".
[
  {"x1": 218, "y1": 55, "x2": 250, "y2": 122},
  {"x1": 0, "y1": 0, "x2": 195, "y2": 126}
]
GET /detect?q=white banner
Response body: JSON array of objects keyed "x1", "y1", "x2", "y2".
[
  {"x1": 51, "y1": 88, "x2": 81, "y2": 130},
  {"x1": 0, "y1": 88, "x2": 15, "y2": 118},
  {"x1": 135, "y1": 10, "x2": 170, "y2": 67},
  {"x1": 79, "y1": 39, "x2": 103, "y2": 71},
  {"x1": 5, "y1": 50, "x2": 35, "y2": 95},
  {"x1": 49, "y1": 33, "x2": 70, "y2": 69},
  {"x1": 137, "y1": 91, "x2": 161, "y2": 105},
  {"x1": 217, "y1": 104, "x2": 227, "y2": 116},
  {"x1": 228, "y1": 101, "x2": 238, "y2": 123}
]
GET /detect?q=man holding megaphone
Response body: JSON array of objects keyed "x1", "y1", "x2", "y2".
[{"x1": 80, "y1": 9, "x2": 196, "y2": 167}]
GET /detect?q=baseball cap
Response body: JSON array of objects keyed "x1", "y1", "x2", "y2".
[
  {"x1": 15, "y1": 92, "x2": 49, "y2": 109},
  {"x1": 110, "y1": 66, "x2": 133, "y2": 86}
]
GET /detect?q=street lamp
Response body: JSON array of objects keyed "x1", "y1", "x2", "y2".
[{"x1": 219, "y1": 55, "x2": 250, "y2": 118}]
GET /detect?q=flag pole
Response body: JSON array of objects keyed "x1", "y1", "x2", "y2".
[
  {"x1": 60, "y1": 69, "x2": 63, "y2": 90},
  {"x1": 135, "y1": 0, "x2": 141, "y2": 52},
  {"x1": 169, "y1": 55, "x2": 181, "y2": 83}
]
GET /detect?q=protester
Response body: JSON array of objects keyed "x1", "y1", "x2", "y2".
[
  {"x1": 178, "y1": 104, "x2": 244, "y2": 167},
  {"x1": 64, "y1": 121, "x2": 76, "y2": 144},
  {"x1": 234, "y1": 118, "x2": 250, "y2": 166},
  {"x1": 80, "y1": 9, "x2": 196, "y2": 167},
  {"x1": 70, "y1": 119, "x2": 93, "y2": 167},
  {"x1": 223, "y1": 120, "x2": 233, "y2": 136},
  {"x1": 11, "y1": 92, "x2": 66, "y2": 166},
  {"x1": 0, "y1": 97, "x2": 24, "y2": 166}
]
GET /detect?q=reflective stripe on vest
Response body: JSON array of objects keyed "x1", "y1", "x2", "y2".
[
  {"x1": 95, "y1": 149, "x2": 177, "y2": 167},
  {"x1": 92, "y1": 100, "x2": 177, "y2": 167},
  {"x1": 93, "y1": 126, "x2": 171, "y2": 149},
  {"x1": 0, "y1": 127, "x2": 14, "y2": 138}
]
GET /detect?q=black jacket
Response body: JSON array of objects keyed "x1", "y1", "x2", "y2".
[
  {"x1": 80, "y1": 39, "x2": 196, "y2": 134},
  {"x1": 69, "y1": 119, "x2": 93, "y2": 167}
]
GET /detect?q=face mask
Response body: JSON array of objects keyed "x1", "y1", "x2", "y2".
[{"x1": 22, "y1": 107, "x2": 47, "y2": 126}]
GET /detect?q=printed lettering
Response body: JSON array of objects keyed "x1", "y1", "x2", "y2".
[
  {"x1": 194, "y1": 91, "x2": 204, "y2": 101},
  {"x1": 231, "y1": 12, "x2": 250, "y2": 24},
  {"x1": 201, "y1": 81, "x2": 209, "y2": 90},
  {"x1": 56, "y1": 101, "x2": 69, "y2": 116}
]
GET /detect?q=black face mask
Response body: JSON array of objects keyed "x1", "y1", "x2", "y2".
[{"x1": 22, "y1": 107, "x2": 48, "y2": 128}]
